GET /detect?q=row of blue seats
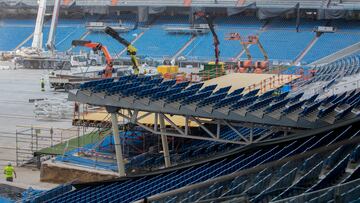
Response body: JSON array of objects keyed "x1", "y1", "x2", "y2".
[
  {"x1": 127, "y1": 127, "x2": 268, "y2": 170},
  {"x1": 155, "y1": 125, "x2": 360, "y2": 203},
  {"x1": 79, "y1": 76, "x2": 360, "y2": 122},
  {"x1": 32, "y1": 122, "x2": 360, "y2": 203},
  {"x1": 165, "y1": 125, "x2": 360, "y2": 202},
  {"x1": 293, "y1": 54, "x2": 360, "y2": 90},
  {"x1": 24, "y1": 184, "x2": 72, "y2": 203}
]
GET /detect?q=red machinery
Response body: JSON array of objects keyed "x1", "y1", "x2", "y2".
[
  {"x1": 226, "y1": 33, "x2": 269, "y2": 73},
  {"x1": 71, "y1": 40, "x2": 114, "y2": 78}
]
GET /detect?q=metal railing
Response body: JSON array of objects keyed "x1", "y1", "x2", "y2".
[
  {"x1": 15, "y1": 125, "x2": 81, "y2": 167},
  {"x1": 271, "y1": 178, "x2": 360, "y2": 203}
]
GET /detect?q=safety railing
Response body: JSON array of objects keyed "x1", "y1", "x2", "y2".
[{"x1": 272, "y1": 178, "x2": 360, "y2": 203}]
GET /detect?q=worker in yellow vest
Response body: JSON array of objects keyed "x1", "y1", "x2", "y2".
[
  {"x1": 3, "y1": 162, "x2": 16, "y2": 182},
  {"x1": 40, "y1": 78, "x2": 45, "y2": 92}
]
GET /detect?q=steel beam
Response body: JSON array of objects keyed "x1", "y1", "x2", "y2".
[
  {"x1": 223, "y1": 120, "x2": 249, "y2": 143},
  {"x1": 189, "y1": 116, "x2": 216, "y2": 138},
  {"x1": 159, "y1": 114, "x2": 171, "y2": 167},
  {"x1": 162, "y1": 113, "x2": 185, "y2": 135},
  {"x1": 110, "y1": 112, "x2": 126, "y2": 176},
  {"x1": 117, "y1": 111, "x2": 247, "y2": 145}
]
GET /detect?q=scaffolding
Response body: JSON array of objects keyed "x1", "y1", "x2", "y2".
[{"x1": 15, "y1": 125, "x2": 82, "y2": 167}]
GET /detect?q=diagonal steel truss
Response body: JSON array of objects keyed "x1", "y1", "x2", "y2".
[{"x1": 116, "y1": 109, "x2": 303, "y2": 146}]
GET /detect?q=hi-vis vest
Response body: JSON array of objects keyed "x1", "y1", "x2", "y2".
[{"x1": 4, "y1": 166, "x2": 14, "y2": 178}]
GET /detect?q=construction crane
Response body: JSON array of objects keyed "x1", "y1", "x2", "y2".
[
  {"x1": 104, "y1": 26, "x2": 139, "y2": 75},
  {"x1": 71, "y1": 40, "x2": 114, "y2": 78},
  {"x1": 31, "y1": 0, "x2": 47, "y2": 50},
  {"x1": 194, "y1": 11, "x2": 220, "y2": 65},
  {"x1": 226, "y1": 33, "x2": 269, "y2": 73},
  {"x1": 46, "y1": 0, "x2": 60, "y2": 52}
]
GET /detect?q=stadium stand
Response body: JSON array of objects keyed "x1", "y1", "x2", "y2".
[
  {"x1": 0, "y1": 22, "x2": 34, "y2": 51},
  {"x1": 24, "y1": 120, "x2": 360, "y2": 203},
  {"x1": 1, "y1": 4, "x2": 360, "y2": 202},
  {"x1": 247, "y1": 30, "x2": 314, "y2": 61},
  {"x1": 1, "y1": 15, "x2": 360, "y2": 64},
  {"x1": 292, "y1": 53, "x2": 360, "y2": 96},
  {"x1": 129, "y1": 27, "x2": 191, "y2": 59},
  {"x1": 302, "y1": 33, "x2": 360, "y2": 64}
]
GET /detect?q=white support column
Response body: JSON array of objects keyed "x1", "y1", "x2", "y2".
[
  {"x1": 159, "y1": 114, "x2": 171, "y2": 168},
  {"x1": 110, "y1": 112, "x2": 126, "y2": 176}
]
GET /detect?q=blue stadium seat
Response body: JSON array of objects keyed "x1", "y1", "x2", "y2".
[
  {"x1": 265, "y1": 98, "x2": 290, "y2": 113},
  {"x1": 185, "y1": 83, "x2": 204, "y2": 91},
  {"x1": 300, "y1": 101, "x2": 323, "y2": 116},
  {"x1": 317, "y1": 103, "x2": 338, "y2": 118},
  {"x1": 213, "y1": 86, "x2": 231, "y2": 95},
  {"x1": 258, "y1": 90, "x2": 275, "y2": 101},
  {"x1": 181, "y1": 90, "x2": 213, "y2": 105},
  {"x1": 247, "y1": 98, "x2": 274, "y2": 112},
  {"x1": 243, "y1": 89, "x2": 260, "y2": 98},
  {"x1": 199, "y1": 85, "x2": 217, "y2": 93},
  {"x1": 197, "y1": 92, "x2": 227, "y2": 107},
  {"x1": 173, "y1": 81, "x2": 190, "y2": 89},
  {"x1": 151, "y1": 87, "x2": 183, "y2": 100},
  {"x1": 282, "y1": 100, "x2": 306, "y2": 115},
  {"x1": 227, "y1": 88, "x2": 245, "y2": 96},
  {"x1": 166, "y1": 89, "x2": 199, "y2": 103},
  {"x1": 213, "y1": 94, "x2": 243, "y2": 109},
  {"x1": 307, "y1": 154, "x2": 350, "y2": 192},
  {"x1": 230, "y1": 96, "x2": 258, "y2": 110}
]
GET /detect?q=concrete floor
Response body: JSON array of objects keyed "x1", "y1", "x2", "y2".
[{"x1": 0, "y1": 68, "x2": 73, "y2": 189}]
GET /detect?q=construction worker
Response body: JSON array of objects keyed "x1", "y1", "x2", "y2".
[
  {"x1": 40, "y1": 77, "x2": 45, "y2": 92},
  {"x1": 4, "y1": 162, "x2": 16, "y2": 182}
]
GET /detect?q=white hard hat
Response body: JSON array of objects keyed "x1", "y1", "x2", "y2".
[{"x1": 7, "y1": 161, "x2": 11, "y2": 166}]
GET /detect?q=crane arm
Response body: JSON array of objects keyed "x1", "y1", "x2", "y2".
[
  {"x1": 242, "y1": 44, "x2": 252, "y2": 60},
  {"x1": 256, "y1": 40, "x2": 268, "y2": 61},
  {"x1": 194, "y1": 11, "x2": 220, "y2": 65},
  {"x1": 105, "y1": 26, "x2": 139, "y2": 74},
  {"x1": 71, "y1": 40, "x2": 113, "y2": 78},
  {"x1": 72, "y1": 40, "x2": 112, "y2": 65},
  {"x1": 226, "y1": 33, "x2": 252, "y2": 60}
]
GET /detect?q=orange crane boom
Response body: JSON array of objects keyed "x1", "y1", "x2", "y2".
[{"x1": 71, "y1": 40, "x2": 114, "y2": 78}]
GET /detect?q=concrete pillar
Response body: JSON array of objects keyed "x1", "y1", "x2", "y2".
[
  {"x1": 107, "y1": 107, "x2": 126, "y2": 177},
  {"x1": 159, "y1": 114, "x2": 171, "y2": 167}
]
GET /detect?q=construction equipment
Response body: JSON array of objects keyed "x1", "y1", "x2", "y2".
[
  {"x1": 226, "y1": 33, "x2": 269, "y2": 73},
  {"x1": 46, "y1": 0, "x2": 60, "y2": 52},
  {"x1": 104, "y1": 26, "x2": 139, "y2": 74},
  {"x1": 71, "y1": 40, "x2": 114, "y2": 78},
  {"x1": 32, "y1": 0, "x2": 47, "y2": 50},
  {"x1": 194, "y1": 11, "x2": 220, "y2": 65},
  {"x1": 14, "y1": 0, "x2": 71, "y2": 69}
]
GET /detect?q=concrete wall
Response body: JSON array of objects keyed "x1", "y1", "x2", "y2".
[{"x1": 40, "y1": 161, "x2": 118, "y2": 184}]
